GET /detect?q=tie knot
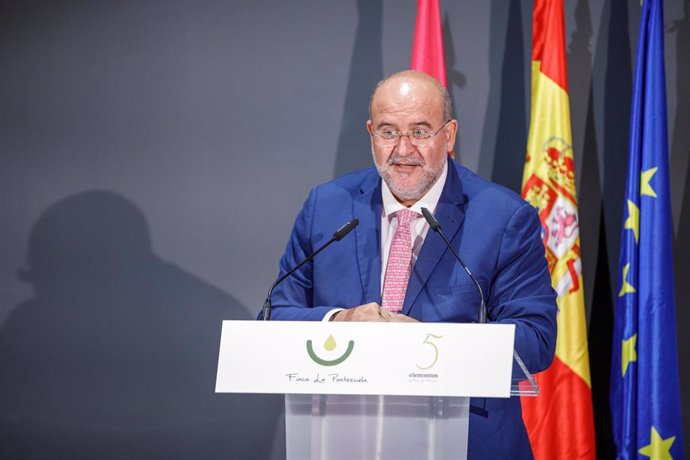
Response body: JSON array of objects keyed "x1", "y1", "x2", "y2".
[{"x1": 396, "y1": 209, "x2": 417, "y2": 228}]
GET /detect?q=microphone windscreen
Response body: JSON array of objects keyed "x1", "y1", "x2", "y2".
[
  {"x1": 333, "y1": 218, "x2": 359, "y2": 241},
  {"x1": 421, "y1": 207, "x2": 441, "y2": 231}
]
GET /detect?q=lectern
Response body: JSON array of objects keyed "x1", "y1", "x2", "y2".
[{"x1": 215, "y1": 321, "x2": 537, "y2": 460}]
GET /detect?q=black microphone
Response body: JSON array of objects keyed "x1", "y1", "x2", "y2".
[
  {"x1": 260, "y1": 218, "x2": 359, "y2": 321},
  {"x1": 421, "y1": 207, "x2": 487, "y2": 323},
  {"x1": 332, "y1": 218, "x2": 359, "y2": 241}
]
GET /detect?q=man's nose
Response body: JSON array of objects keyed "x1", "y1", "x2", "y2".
[{"x1": 394, "y1": 134, "x2": 415, "y2": 156}]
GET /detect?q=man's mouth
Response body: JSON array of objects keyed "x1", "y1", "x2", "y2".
[
  {"x1": 388, "y1": 156, "x2": 424, "y2": 168},
  {"x1": 392, "y1": 163, "x2": 419, "y2": 172}
]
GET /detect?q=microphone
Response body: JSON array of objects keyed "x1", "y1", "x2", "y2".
[
  {"x1": 332, "y1": 218, "x2": 359, "y2": 241},
  {"x1": 421, "y1": 207, "x2": 487, "y2": 323},
  {"x1": 260, "y1": 218, "x2": 359, "y2": 321}
]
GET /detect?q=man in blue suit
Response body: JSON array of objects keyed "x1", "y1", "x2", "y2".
[{"x1": 268, "y1": 70, "x2": 557, "y2": 458}]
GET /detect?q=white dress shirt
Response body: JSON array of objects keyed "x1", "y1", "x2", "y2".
[
  {"x1": 324, "y1": 160, "x2": 448, "y2": 320},
  {"x1": 379, "y1": 160, "x2": 448, "y2": 293}
]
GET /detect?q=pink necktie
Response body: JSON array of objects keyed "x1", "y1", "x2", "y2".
[{"x1": 381, "y1": 209, "x2": 417, "y2": 312}]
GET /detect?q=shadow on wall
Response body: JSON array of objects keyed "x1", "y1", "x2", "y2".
[
  {"x1": 442, "y1": 11, "x2": 467, "y2": 157},
  {"x1": 0, "y1": 191, "x2": 282, "y2": 460},
  {"x1": 488, "y1": 0, "x2": 527, "y2": 194},
  {"x1": 599, "y1": 0, "x2": 632, "y2": 295},
  {"x1": 670, "y1": 0, "x2": 690, "y2": 450},
  {"x1": 569, "y1": 0, "x2": 616, "y2": 457},
  {"x1": 333, "y1": 0, "x2": 384, "y2": 178},
  {"x1": 478, "y1": 0, "x2": 527, "y2": 190}
]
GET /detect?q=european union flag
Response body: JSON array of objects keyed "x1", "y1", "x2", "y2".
[{"x1": 610, "y1": 0, "x2": 685, "y2": 458}]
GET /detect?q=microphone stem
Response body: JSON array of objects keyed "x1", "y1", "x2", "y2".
[
  {"x1": 261, "y1": 236, "x2": 338, "y2": 321},
  {"x1": 436, "y1": 230, "x2": 487, "y2": 324}
]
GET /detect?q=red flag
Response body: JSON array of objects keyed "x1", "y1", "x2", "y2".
[{"x1": 411, "y1": 0, "x2": 447, "y2": 87}]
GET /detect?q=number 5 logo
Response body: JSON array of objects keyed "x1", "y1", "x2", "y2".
[{"x1": 416, "y1": 333, "x2": 443, "y2": 370}]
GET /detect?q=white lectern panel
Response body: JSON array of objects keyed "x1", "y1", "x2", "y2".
[{"x1": 215, "y1": 321, "x2": 515, "y2": 398}]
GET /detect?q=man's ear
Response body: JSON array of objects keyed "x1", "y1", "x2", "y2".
[
  {"x1": 366, "y1": 120, "x2": 373, "y2": 134},
  {"x1": 445, "y1": 119, "x2": 459, "y2": 152}
]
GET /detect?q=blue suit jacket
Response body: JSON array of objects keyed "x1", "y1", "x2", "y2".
[{"x1": 269, "y1": 159, "x2": 557, "y2": 459}]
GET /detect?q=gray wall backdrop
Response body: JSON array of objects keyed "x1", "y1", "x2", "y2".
[{"x1": 1, "y1": 0, "x2": 688, "y2": 458}]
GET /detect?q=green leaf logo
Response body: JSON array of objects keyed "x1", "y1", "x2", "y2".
[{"x1": 306, "y1": 335, "x2": 355, "y2": 366}]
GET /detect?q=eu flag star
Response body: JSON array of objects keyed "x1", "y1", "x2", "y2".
[
  {"x1": 621, "y1": 333, "x2": 637, "y2": 377},
  {"x1": 638, "y1": 426, "x2": 675, "y2": 460},
  {"x1": 618, "y1": 263, "x2": 636, "y2": 297},
  {"x1": 641, "y1": 167, "x2": 658, "y2": 198},
  {"x1": 624, "y1": 200, "x2": 640, "y2": 243}
]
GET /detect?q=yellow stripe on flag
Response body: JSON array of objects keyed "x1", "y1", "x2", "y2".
[{"x1": 524, "y1": 64, "x2": 590, "y2": 385}]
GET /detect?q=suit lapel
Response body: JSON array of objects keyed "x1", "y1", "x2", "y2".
[
  {"x1": 354, "y1": 176, "x2": 383, "y2": 304},
  {"x1": 402, "y1": 161, "x2": 466, "y2": 315}
]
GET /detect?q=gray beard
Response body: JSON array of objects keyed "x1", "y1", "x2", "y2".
[{"x1": 374, "y1": 151, "x2": 444, "y2": 203}]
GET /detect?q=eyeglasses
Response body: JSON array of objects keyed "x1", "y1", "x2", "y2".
[{"x1": 370, "y1": 120, "x2": 451, "y2": 147}]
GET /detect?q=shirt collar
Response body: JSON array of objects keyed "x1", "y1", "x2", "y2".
[{"x1": 381, "y1": 159, "x2": 448, "y2": 219}]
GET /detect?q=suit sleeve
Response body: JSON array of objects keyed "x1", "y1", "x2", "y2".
[
  {"x1": 259, "y1": 187, "x2": 339, "y2": 321},
  {"x1": 488, "y1": 202, "x2": 558, "y2": 374}
]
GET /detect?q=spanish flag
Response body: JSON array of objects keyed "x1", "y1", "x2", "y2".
[{"x1": 520, "y1": 0, "x2": 596, "y2": 458}]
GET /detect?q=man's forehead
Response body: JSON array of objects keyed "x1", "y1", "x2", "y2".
[
  {"x1": 372, "y1": 77, "x2": 442, "y2": 114},
  {"x1": 397, "y1": 80, "x2": 414, "y2": 97},
  {"x1": 374, "y1": 76, "x2": 434, "y2": 101},
  {"x1": 371, "y1": 94, "x2": 443, "y2": 123}
]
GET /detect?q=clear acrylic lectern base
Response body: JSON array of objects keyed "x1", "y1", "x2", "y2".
[{"x1": 285, "y1": 394, "x2": 469, "y2": 460}]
